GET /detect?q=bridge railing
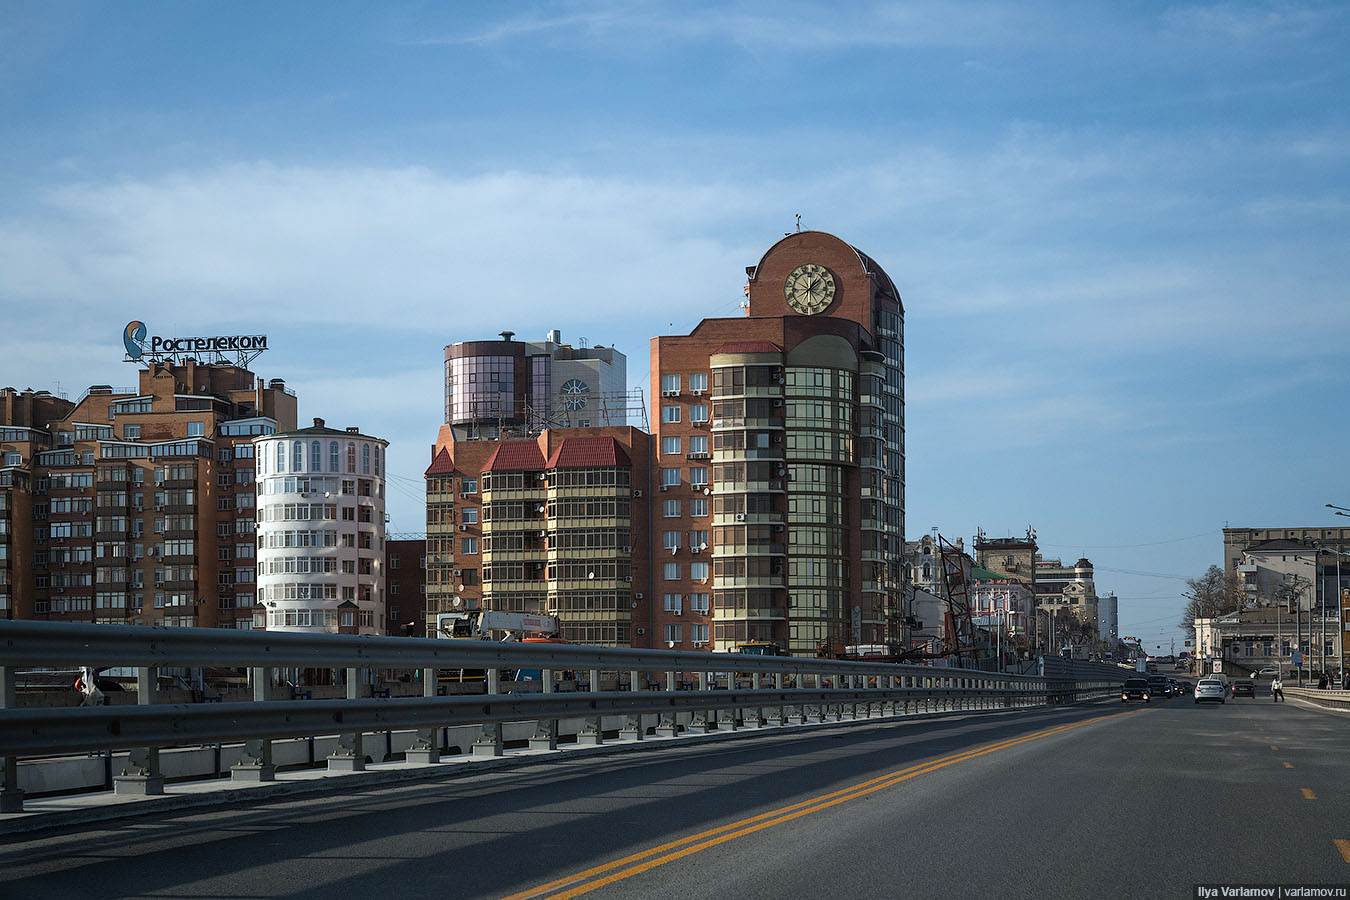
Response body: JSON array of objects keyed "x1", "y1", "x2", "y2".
[{"x1": 0, "y1": 621, "x2": 1124, "y2": 812}]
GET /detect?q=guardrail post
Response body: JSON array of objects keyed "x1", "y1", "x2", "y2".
[
  {"x1": 472, "y1": 668, "x2": 505, "y2": 758},
  {"x1": 765, "y1": 672, "x2": 784, "y2": 726},
  {"x1": 406, "y1": 667, "x2": 441, "y2": 764},
  {"x1": 328, "y1": 667, "x2": 366, "y2": 772},
  {"x1": 1, "y1": 666, "x2": 22, "y2": 812},
  {"x1": 620, "y1": 670, "x2": 644, "y2": 740},
  {"x1": 717, "y1": 667, "x2": 739, "y2": 732},
  {"x1": 688, "y1": 672, "x2": 713, "y2": 733},
  {"x1": 577, "y1": 668, "x2": 605, "y2": 745},
  {"x1": 529, "y1": 669, "x2": 558, "y2": 751},
  {"x1": 744, "y1": 672, "x2": 764, "y2": 728},
  {"x1": 787, "y1": 672, "x2": 806, "y2": 725},
  {"x1": 232, "y1": 666, "x2": 276, "y2": 781},
  {"x1": 115, "y1": 666, "x2": 164, "y2": 795},
  {"x1": 655, "y1": 671, "x2": 678, "y2": 738}
]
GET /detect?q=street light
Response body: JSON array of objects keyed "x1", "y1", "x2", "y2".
[{"x1": 1327, "y1": 503, "x2": 1350, "y2": 519}]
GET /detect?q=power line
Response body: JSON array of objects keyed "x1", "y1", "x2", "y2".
[{"x1": 1038, "y1": 530, "x2": 1213, "y2": 550}]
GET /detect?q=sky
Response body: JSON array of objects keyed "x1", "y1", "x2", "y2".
[{"x1": 3, "y1": 0, "x2": 1347, "y2": 652}]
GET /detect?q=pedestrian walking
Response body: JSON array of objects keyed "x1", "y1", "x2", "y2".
[
  {"x1": 1317, "y1": 673, "x2": 1328, "y2": 690},
  {"x1": 1271, "y1": 675, "x2": 1284, "y2": 702}
]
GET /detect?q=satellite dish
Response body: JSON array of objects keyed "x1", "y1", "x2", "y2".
[
  {"x1": 587, "y1": 572, "x2": 595, "y2": 580},
  {"x1": 666, "y1": 640, "x2": 676, "y2": 649},
  {"x1": 698, "y1": 542, "x2": 708, "y2": 551},
  {"x1": 702, "y1": 487, "x2": 711, "y2": 495},
  {"x1": 452, "y1": 597, "x2": 462, "y2": 608}
]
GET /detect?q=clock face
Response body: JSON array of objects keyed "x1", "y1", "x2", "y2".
[
  {"x1": 784, "y1": 264, "x2": 836, "y2": 315},
  {"x1": 561, "y1": 378, "x2": 590, "y2": 410}
]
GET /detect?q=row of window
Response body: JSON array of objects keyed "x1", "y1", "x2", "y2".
[
  {"x1": 662, "y1": 624, "x2": 710, "y2": 644},
  {"x1": 659, "y1": 373, "x2": 710, "y2": 393},
  {"x1": 661, "y1": 405, "x2": 709, "y2": 424},
  {"x1": 259, "y1": 439, "x2": 382, "y2": 478}
]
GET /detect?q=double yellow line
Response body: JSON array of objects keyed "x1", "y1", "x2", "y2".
[{"x1": 501, "y1": 708, "x2": 1138, "y2": 900}]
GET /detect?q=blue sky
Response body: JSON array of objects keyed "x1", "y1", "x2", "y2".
[{"x1": 3, "y1": 1, "x2": 1347, "y2": 650}]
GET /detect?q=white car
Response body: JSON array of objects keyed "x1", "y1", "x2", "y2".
[{"x1": 1194, "y1": 679, "x2": 1226, "y2": 704}]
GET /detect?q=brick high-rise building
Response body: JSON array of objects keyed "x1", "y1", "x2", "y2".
[
  {"x1": 0, "y1": 360, "x2": 296, "y2": 627},
  {"x1": 650, "y1": 230, "x2": 906, "y2": 656}
]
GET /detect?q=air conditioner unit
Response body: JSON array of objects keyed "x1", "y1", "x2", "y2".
[
  {"x1": 661, "y1": 390, "x2": 680, "y2": 397},
  {"x1": 735, "y1": 513, "x2": 747, "y2": 522},
  {"x1": 538, "y1": 530, "x2": 547, "y2": 538},
  {"x1": 672, "y1": 609, "x2": 682, "y2": 616},
  {"x1": 624, "y1": 575, "x2": 633, "y2": 582},
  {"x1": 636, "y1": 627, "x2": 646, "y2": 636},
  {"x1": 632, "y1": 489, "x2": 642, "y2": 497},
  {"x1": 691, "y1": 547, "x2": 701, "y2": 554},
  {"x1": 634, "y1": 592, "x2": 644, "y2": 600},
  {"x1": 773, "y1": 400, "x2": 784, "y2": 407},
  {"x1": 774, "y1": 524, "x2": 785, "y2": 532},
  {"x1": 690, "y1": 389, "x2": 704, "y2": 396},
  {"x1": 459, "y1": 524, "x2": 468, "y2": 531},
  {"x1": 660, "y1": 484, "x2": 669, "y2": 491},
  {"x1": 622, "y1": 545, "x2": 632, "y2": 553},
  {"x1": 452, "y1": 569, "x2": 462, "y2": 577},
  {"x1": 693, "y1": 641, "x2": 706, "y2": 647},
  {"x1": 537, "y1": 472, "x2": 547, "y2": 480}
]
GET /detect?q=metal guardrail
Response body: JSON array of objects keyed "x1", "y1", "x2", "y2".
[{"x1": 0, "y1": 621, "x2": 1127, "y2": 813}]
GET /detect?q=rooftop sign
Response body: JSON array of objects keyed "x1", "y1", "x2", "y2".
[{"x1": 123, "y1": 320, "x2": 268, "y2": 368}]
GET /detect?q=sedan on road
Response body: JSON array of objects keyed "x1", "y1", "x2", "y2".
[
  {"x1": 1232, "y1": 680, "x2": 1256, "y2": 698},
  {"x1": 1194, "y1": 679, "x2": 1226, "y2": 704},
  {"x1": 1121, "y1": 677, "x2": 1152, "y2": 702}
]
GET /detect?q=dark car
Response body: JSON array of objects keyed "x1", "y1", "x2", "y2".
[
  {"x1": 1232, "y1": 680, "x2": 1255, "y2": 698},
  {"x1": 1121, "y1": 677, "x2": 1152, "y2": 702},
  {"x1": 1146, "y1": 675, "x2": 1170, "y2": 698}
]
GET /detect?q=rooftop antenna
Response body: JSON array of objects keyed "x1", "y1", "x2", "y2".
[{"x1": 794, "y1": 213, "x2": 802, "y2": 232}]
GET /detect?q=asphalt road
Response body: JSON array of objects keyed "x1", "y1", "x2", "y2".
[{"x1": 2, "y1": 694, "x2": 1347, "y2": 900}]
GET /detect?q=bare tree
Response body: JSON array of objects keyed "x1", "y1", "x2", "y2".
[{"x1": 1179, "y1": 565, "x2": 1245, "y2": 637}]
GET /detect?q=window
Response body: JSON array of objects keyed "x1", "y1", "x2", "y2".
[
  {"x1": 689, "y1": 373, "x2": 708, "y2": 392},
  {"x1": 690, "y1": 467, "x2": 708, "y2": 486},
  {"x1": 690, "y1": 530, "x2": 708, "y2": 548},
  {"x1": 311, "y1": 441, "x2": 321, "y2": 471},
  {"x1": 664, "y1": 562, "x2": 680, "y2": 580},
  {"x1": 329, "y1": 441, "x2": 340, "y2": 471},
  {"x1": 362, "y1": 444, "x2": 370, "y2": 475},
  {"x1": 664, "y1": 624, "x2": 682, "y2": 644},
  {"x1": 690, "y1": 405, "x2": 709, "y2": 423},
  {"x1": 123, "y1": 425, "x2": 140, "y2": 440},
  {"x1": 187, "y1": 421, "x2": 204, "y2": 437},
  {"x1": 663, "y1": 531, "x2": 681, "y2": 550},
  {"x1": 293, "y1": 441, "x2": 303, "y2": 472},
  {"x1": 691, "y1": 624, "x2": 709, "y2": 643},
  {"x1": 462, "y1": 537, "x2": 478, "y2": 555},
  {"x1": 661, "y1": 468, "x2": 681, "y2": 487},
  {"x1": 662, "y1": 436, "x2": 681, "y2": 455},
  {"x1": 276, "y1": 441, "x2": 286, "y2": 473},
  {"x1": 461, "y1": 477, "x2": 478, "y2": 495},
  {"x1": 690, "y1": 498, "x2": 708, "y2": 517},
  {"x1": 664, "y1": 593, "x2": 683, "y2": 612},
  {"x1": 690, "y1": 593, "x2": 710, "y2": 613},
  {"x1": 690, "y1": 562, "x2": 709, "y2": 581},
  {"x1": 663, "y1": 499, "x2": 680, "y2": 518},
  {"x1": 661, "y1": 374, "x2": 681, "y2": 393},
  {"x1": 689, "y1": 435, "x2": 708, "y2": 454},
  {"x1": 347, "y1": 442, "x2": 356, "y2": 473},
  {"x1": 662, "y1": 406, "x2": 681, "y2": 423},
  {"x1": 462, "y1": 507, "x2": 478, "y2": 524}
]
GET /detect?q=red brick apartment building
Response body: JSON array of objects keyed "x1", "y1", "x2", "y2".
[
  {"x1": 427, "y1": 231, "x2": 906, "y2": 656},
  {"x1": 0, "y1": 361, "x2": 296, "y2": 627}
]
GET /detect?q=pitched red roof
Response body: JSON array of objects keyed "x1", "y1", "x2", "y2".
[
  {"x1": 711, "y1": 341, "x2": 782, "y2": 355},
  {"x1": 424, "y1": 447, "x2": 454, "y2": 476},
  {"x1": 483, "y1": 440, "x2": 546, "y2": 472},
  {"x1": 545, "y1": 436, "x2": 631, "y2": 469}
]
